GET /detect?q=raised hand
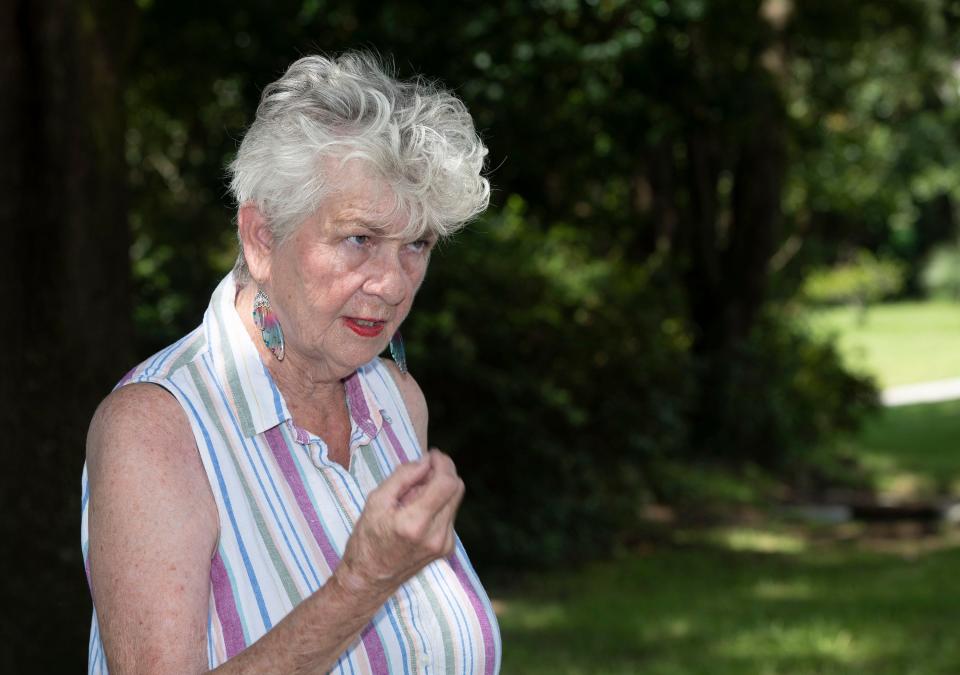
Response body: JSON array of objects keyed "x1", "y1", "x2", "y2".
[{"x1": 334, "y1": 449, "x2": 465, "y2": 599}]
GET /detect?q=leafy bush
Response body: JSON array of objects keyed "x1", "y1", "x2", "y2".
[
  {"x1": 801, "y1": 250, "x2": 906, "y2": 306},
  {"x1": 405, "y1": 198, "x2": 880, "y2": 569},
  {"x1": 690, "y1": 314, "x2": 880, "y2": 470},
  {"x1": 406, "y1": 197, "x2": 694, "y2": 568},
  {"x1": 921, "y1": 242, "x2": 960, "y2": 300}
]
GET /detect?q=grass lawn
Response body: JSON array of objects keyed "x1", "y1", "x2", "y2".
[
  {"x1": 494, "y1": 532, "x2": 960, "y2": 674},
  {"x1": 808, "y1": 301, "x2": 960, "y2": 387},
  {"x1": 842, "y1": 398, "x2": 960, "y2": 498}
]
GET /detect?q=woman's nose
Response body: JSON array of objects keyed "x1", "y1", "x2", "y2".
[{"x1": 362, "y1": 249, "x2": 407, "y2": 305}]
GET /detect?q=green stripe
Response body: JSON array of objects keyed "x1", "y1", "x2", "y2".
[
  {"x1": 357, "y1": 444, "x2": 387, "y2": 484},
  {"x1": 415, "y1": 571, "x2": 458, "y2": 673},
  {"x1": 168, "y1": 335, "x2": 205, "y2": 373},
  {"x1": 188, "y1": 363, "x2": 303, "y2": 606},
  {"x1": 212, "y1": 302, "x2": 257, "y2": 437}
]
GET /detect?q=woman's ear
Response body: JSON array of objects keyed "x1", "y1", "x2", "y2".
[{"x1": 237, "y1": 202, "x2": 273, "y2": 283}]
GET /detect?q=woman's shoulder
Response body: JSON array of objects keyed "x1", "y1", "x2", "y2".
[
  {"x1": 86, "y1": 382, "x2": 217, "y2": 535},
  {"x1": 87, "y1": 383, "x2": 197, "y2": 472},
  {"x1": 118, "y1": 324, "x2": 208, "y2": 390},
  {"x1": 89, "y1": 323, "x2": 209, "y2": 465}
]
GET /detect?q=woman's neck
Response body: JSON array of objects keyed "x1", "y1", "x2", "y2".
[{"x1": 235, "y1": 282, "x2": 352, "y2": 457}]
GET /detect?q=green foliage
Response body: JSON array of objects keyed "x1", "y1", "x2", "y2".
[
  {"x1": 120, "y1": 0, "x2": 948, "y2": 569},
  {"x1": 407, "y1": 198, "x2": 694, "y2": 567},
  {"x1": 921, "y1": 241, "x2": 960, "y2": 300},
  {"x1": 692, "y1": 316, "x2": 879, "y2": 467},
  {"x1": 782, "y1": 0, "x2": 960, "y2": 283},
  {"x1": 801, "y1": 250, "x2": 906, "y2": 306}
]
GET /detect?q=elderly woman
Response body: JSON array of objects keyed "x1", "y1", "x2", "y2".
[{"x1": 81, "y1": 52, "x2": 501, "y2": 674}]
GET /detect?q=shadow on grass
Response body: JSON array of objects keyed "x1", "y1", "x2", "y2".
[{"x1": 494, "y1": 531, "x2": 960, "y2": 675}]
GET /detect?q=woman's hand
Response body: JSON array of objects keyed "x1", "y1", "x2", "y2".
[{"x1": 335, "y1": 449, "x2": 465, "y2": 599}]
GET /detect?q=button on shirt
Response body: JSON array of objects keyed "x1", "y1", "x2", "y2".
[{"x1": 81, "y1": 273, "x2": 502, "y2": 674}]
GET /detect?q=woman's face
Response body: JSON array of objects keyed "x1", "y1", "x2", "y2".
[{"x1": 264, "y1": 168, "x2": 435, "y2": 379}]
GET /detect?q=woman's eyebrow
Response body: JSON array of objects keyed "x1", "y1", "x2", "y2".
[{"x1": 332, "y1": 217, "x2": 380, "y2": 231}]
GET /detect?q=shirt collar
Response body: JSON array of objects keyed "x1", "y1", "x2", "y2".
[
  {"x1": 204, "y1": 272, "x2": 291, "y2": 437},
  {"x1": 204, "y1": 272, "x2": 385, "y2": 442}
]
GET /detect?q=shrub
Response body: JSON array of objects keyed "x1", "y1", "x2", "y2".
[
  {"x1": 921, "y1": 242, "x2": 960, "y2": 300},
  {"x1": 802, "y1": 250, "x2": 906, "y2": 306},
  {"x1": 406, "y1": 198, "x2": 693, "y2": 568},
  {"x1": 690, "y1": 314, "x2": 880, "y2": 470}
]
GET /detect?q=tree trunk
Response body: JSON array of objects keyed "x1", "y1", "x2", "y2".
[
  {"x1": 677, "y1": 89, "x2": 787, "y2": 459},
  {"x1": 0, "y1": 1, "x2": 136, "y2": 669}
]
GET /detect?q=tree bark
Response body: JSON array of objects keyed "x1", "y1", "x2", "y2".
[{"x1": 0, "y1": 1, "x2": 136, "y2": 669}]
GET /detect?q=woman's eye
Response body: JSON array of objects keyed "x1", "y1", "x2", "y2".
[
  {"x1": 347, "y1": 235, "x2": 370, "y2": 247},
  {"x1": 408, "y1": 239, "x2": 433, "y2": 253}
]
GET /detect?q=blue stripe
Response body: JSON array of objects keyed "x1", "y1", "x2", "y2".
[
  {"x1": 87, "y1": 618, "x2": 97, "y2": 672},
  {"x1": 454, "y1": 538, "x2": 503, "y2": 672},
  {"x1": 202, "y1": 357, "x2": 318, "y2": 591},
  {"x1": 167, "y1": 377, "x2": 273, "y2": 632},
  {"x1": 207, "y1": 612, "x2": 215, "y2": 667},
  {"x1": 264, "y1": 363, "x2": 287, "y2": 422},
  {"x1": 428, "y1": 559, "x2": 472, "y2": 674},
  {"x1": 141, "y1": 329, "x2": 195, "y2": 380}
]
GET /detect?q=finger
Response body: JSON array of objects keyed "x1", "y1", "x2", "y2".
[
  {"x1": 377, "y1": 456, "x2": 432, "y2": 502},
  {"x1": 424, "y1": 483, "x2": 464, "y2": 555},
  {"x1": 406, "y1": 471, "x2": 464, "y2": 521},
  {"x1": 427, "y1": 449, "x2": 458, "y2": 477}
]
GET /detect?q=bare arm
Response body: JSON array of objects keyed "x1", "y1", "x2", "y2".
[{"x1": 87, "y1": 383, "x2": 463, "y2": 675}]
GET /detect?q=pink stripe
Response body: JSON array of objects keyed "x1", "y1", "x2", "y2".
[
  {"x1": 114, "y1": 367, "x2": 137, "y2": 389},
  {"x1": 264, "y1": 427, "x2": 341, "y2": 571},
  {"x1": 345, "y1": 373, "x2": 379, "y2": 439},
  {"x1": 449, "y1": 555, "x2": 497, "y2": 675},
  {"x1": 211, "y1": 550, "x2": 247, "y2": 658},
  {"x1": 382, "y1": 418, "x2": 411, "y2": 464},
  {"x1": 263, "y1": 427, "x2": 388, "y2": 672}
]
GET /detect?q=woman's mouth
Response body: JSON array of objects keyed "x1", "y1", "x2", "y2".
[{"x1": 344, "y1": 317, "x2": 387, "y2": 337}]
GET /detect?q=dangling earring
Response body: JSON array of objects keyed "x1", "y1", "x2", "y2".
[
  {"x1": 252, "y1": 288, "x2": 285, "y2": 361},
  {"x1": 389, "y1": 331, "x2": 407, "y2": 374}
]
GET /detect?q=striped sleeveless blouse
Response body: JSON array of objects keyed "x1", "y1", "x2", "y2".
[{"x1": 80, "y1": 273, "x2": 502, "y2": 674}]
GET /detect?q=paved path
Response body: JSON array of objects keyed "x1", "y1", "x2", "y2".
[{"x1": 882, "y1": 377, "x2": 960, "y2": 406}]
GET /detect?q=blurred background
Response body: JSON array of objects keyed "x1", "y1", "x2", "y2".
[{"x1": 3, "y1": 0, "x2": 960, "y2": 672}]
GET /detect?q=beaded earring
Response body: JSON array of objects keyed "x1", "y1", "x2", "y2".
[
  {"x1": 252, "y1": 288, "x2": 285, "y2": 361},
  {"x1": 389, "y1": 331, "x2": 407, "y2": 374}
]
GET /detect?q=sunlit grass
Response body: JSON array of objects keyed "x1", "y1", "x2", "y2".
[
  {"x1": 842, "y1": 398, "x2": 960, "y2": 498},
  {"x1": 495, "y1": 537, "x2": 960, "y2": 674},
  {"x1": 808, "y1": 301, "x2": 960, "y2": 387}
]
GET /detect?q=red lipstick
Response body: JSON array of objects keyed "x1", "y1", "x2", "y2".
[{"x1": 344, "y1": 317, "x2": 386, "y2": 337}]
